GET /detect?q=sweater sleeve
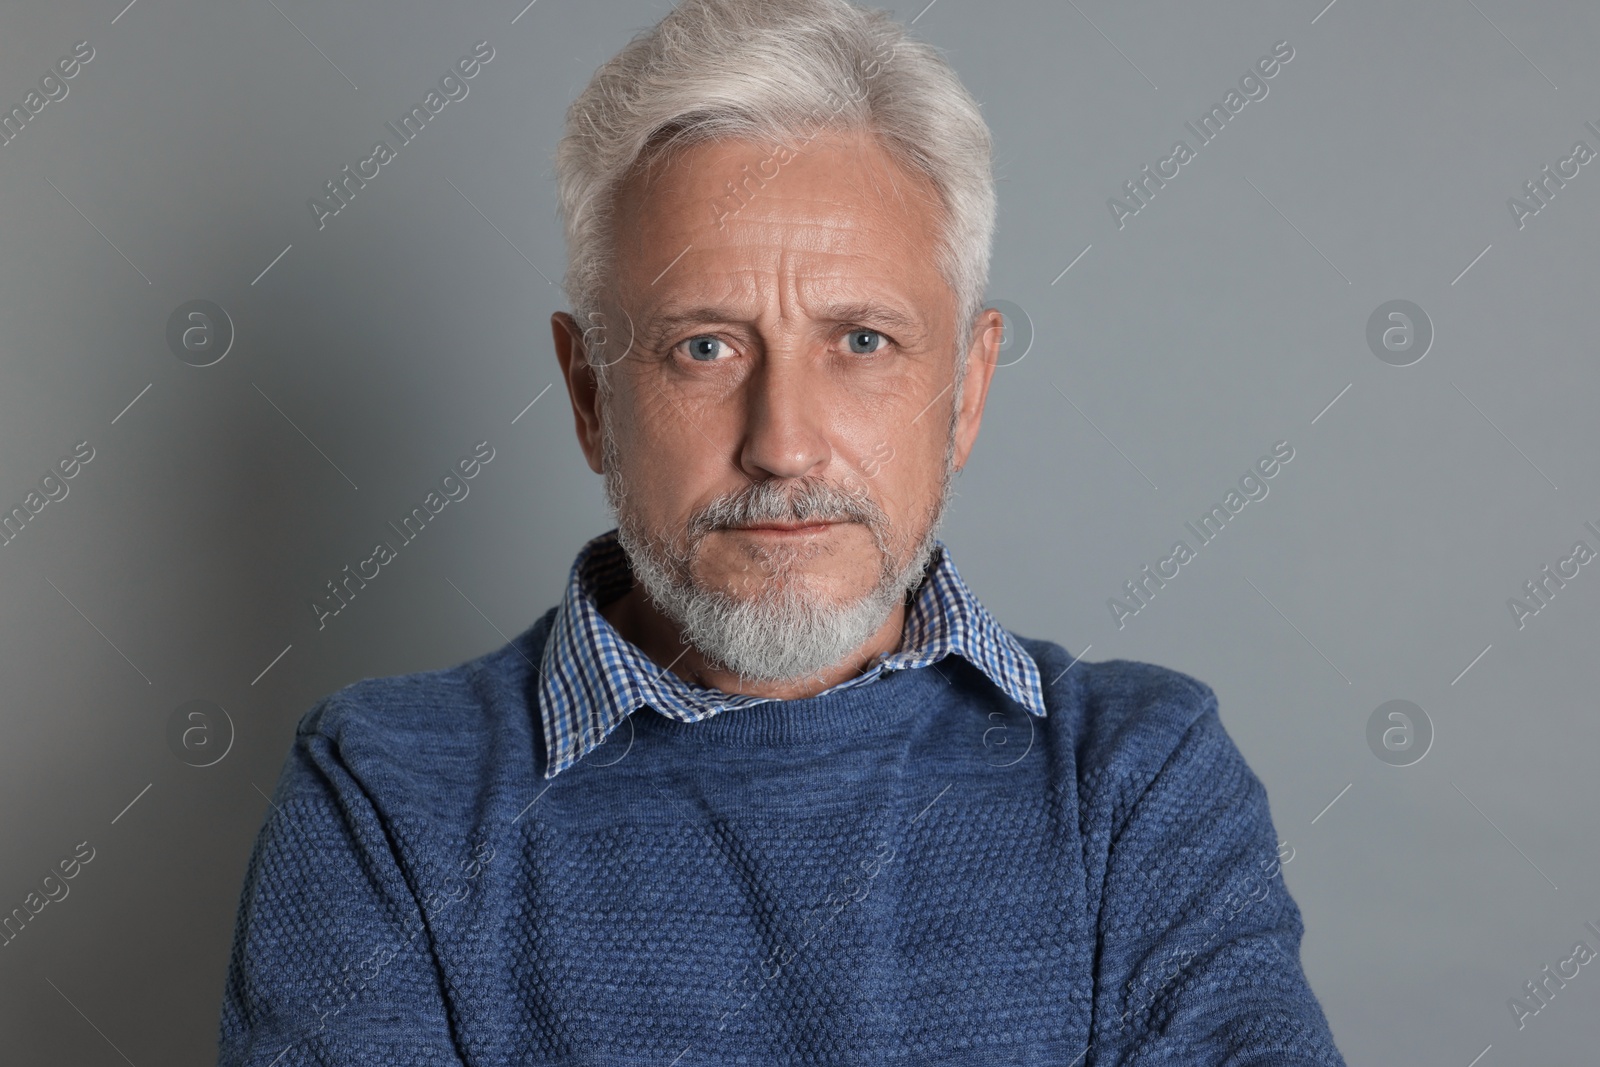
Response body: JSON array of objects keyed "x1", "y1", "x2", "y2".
[
  {"x1": 215, "y1": 699, "x2": 465, "y2": 1066},
  {"x1": 1085, "y1": 698, "x2": 1346, "y2": 1067}
]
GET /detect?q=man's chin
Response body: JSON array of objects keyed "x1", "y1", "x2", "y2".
[{"x1": 677, "y1": 581, "x2": 901, "y2": 685}]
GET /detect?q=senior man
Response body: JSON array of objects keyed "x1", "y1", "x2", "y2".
[{"x1": 218, "y1": 0, "x2": 1346, "y2": 1063}]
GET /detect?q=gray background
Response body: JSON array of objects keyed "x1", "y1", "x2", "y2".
[{"x1": 0, "y1": 0, "x2": 1594, "y2": 1063}]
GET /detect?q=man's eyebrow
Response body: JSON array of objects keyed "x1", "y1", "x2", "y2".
[
  {"x1": 638, "y1": 302, "x2": 931, "y2": 348},
  {"x1": 813, "y1": 302, "x2": 929, "y2": 338},
  {"x1": 638, "y1": 307, "x2": 742, "y2": 348}
]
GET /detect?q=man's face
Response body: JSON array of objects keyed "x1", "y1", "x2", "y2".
[{"x1": 556, "y1": 128, "x2": 1001, "y2": 683}]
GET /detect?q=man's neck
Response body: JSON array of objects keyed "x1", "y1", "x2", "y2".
[{"x1": 598, "y1": 583, "x2": 908, "y2": 700}]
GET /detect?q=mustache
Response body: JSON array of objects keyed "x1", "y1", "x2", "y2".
[{"x1": 686, "y1": 476, "x2": 887, "y2": 540}]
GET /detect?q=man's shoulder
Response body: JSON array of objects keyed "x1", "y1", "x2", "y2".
[
  {"x1": 1011, "y1": 635, "x2": 1228, "y2": 783},
  {"x1": 291, "y1": 606, "x2": 558, "y2": 790},
  {"x1": 1009, "y1": 636, "x2": 1272, "y2": 853}
]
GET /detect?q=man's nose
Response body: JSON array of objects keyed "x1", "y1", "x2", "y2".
[{"x1": 737, "y1": 347, "x2": 832, "y2": 482}]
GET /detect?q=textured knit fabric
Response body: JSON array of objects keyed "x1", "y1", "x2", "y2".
[
  {"x1": 538, "y1": 528, "x2": 1047, "y2": 778},
  {"x1": 217, "y1": 557, "x2": 1347, "y2": 1066}
]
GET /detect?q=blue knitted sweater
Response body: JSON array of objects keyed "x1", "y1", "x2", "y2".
[{"x1": 218, "y1": 606, "x2": 1346, "y2": 1065}]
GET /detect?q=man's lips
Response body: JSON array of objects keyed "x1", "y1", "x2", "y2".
[{"x1": 724, "y1": 520, "x2": 844, "y2": 533}]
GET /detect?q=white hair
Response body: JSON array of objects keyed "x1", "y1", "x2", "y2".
[{"x1": 554, "y1": 0, "x2": 997, "y2": 362}]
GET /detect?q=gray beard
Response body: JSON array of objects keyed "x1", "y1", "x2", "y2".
[{"x1": 601, "y1": 412, "x2": 958, "y2": 687}]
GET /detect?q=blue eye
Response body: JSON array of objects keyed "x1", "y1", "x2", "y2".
[
  {"x1": 847, "y1": 329, "x2": 884, "y2": 355},
  {"x1": 684, "y1": 336, "x2": 728, "y2": 361}
]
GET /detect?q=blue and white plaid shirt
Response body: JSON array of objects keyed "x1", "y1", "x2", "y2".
[{"x1": 535, "y1": 528, "x2": 1047, "y2": 778}]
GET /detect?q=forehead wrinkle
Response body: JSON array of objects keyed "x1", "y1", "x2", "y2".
[
  {"x1": 652, "y1": 226, "x2": 933, "y2": 345},
  {"x1": 623, "y1": 134, "x2": 949, "y2": 349},
  {"x1": 762, "y1": 243, "x2": 928, "y2": 348}
]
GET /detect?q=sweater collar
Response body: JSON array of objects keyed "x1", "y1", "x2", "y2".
[{"x1": 535, "y1": 527, "x2": 1045, "y2": 778}]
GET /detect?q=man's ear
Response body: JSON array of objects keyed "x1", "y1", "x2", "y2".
[
  {"x1": 951, "y1": 307, "x2": 1004, "y2": 472},
  {"x1": 552, "y1": 311, "x2": 606, "y2": 475}
]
